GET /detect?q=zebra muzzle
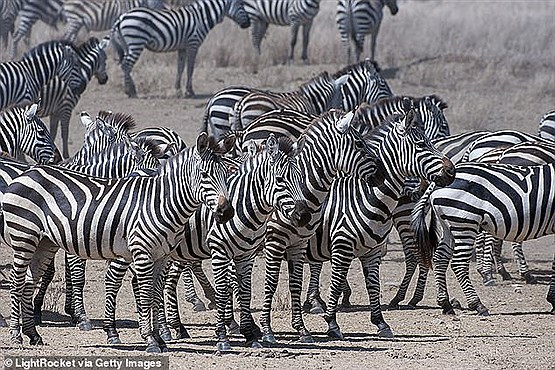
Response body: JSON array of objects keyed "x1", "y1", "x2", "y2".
[
  {"x1": 291, "y1": 201, "x2": 311, "y2": 227},
  {"x1": 214, "y1": 197, "x2": 234, "y2": 224}
]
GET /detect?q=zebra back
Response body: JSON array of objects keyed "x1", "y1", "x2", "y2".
[
  {"x1": 538, "y1": 109, "x2": 555, "y2": 141},
  {"x1": 0, "y1": 103, "x2": 61, "y2": 164},
  {"x1": 475, "y1": 141, "x2": 555, "y2": 166}
]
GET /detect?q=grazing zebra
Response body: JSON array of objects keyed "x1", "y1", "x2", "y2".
[
  {"x1": 336, "y1": 0, "x2": 399, "y2": 62},
  {"x1": 538, "y1": 109, "x2": 555, "y2": 141},
  {"x1": 111, "y1": 0, "x2": 250, "y2": 98},
  {"x1": 412, "y1": 161, "x2": 555, "y2": 316},
  {"x1": 61, "y1": 0, "x2": 165, "y2": 43},
  {"x1": 37, "y1": 37, "x2": 110, "y2": 159},
  {"x1": 10, "y1": 0, "x2": 63, "y2": 59},
  {"x1": 0, "y1": 41, "x2": 79, "y2": 110},
  {"x1": 0, "y1": 103, "x2": 61, "y2": 164},
  {"x1": 203, "y1": 59, "x2": 393, "y2": 139},
  {"x1": 244, "y1": 0, "x2": 321, "y2": 61},
  {"x1": 4, "y1": 132, "x2": 236, "y2": 352},
  {"x1": 229, "y1": 72, "x2": 347, "y2": 130}
]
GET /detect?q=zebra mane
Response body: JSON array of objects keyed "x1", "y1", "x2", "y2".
[
  {"x1": 277, "y1": 136, "x2": 295, "y2": 157},
  {"x1": 420, "y1": 94, "x2": 448, "y2": 110},
  {"x1": 78, "y1": 37, "x2": 100, "y2": 51},
  {"x1": 299, "y1": 72, "x2": 332, "y2": 93},
  {"x1": 362, "y1": 112, "x2": 406, "y2": 144},
  {"x1": 332, "y1": 59, "x2": 381, "y2": 79},
  {"x1": 97, "y1": 111, "x2": 137, "y2": 133},
  {"x1": 133, "y1": 137, "x2": 165, "y2": 160}
]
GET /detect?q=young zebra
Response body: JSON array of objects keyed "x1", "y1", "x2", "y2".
[
  {"x1": 0, "y1": 41, "x2": 79, "y2": 110},
  {"x1": 412, "y1": 161, "x2": 555, "y2": 316},
  {"x1": 202, "y1": 59, "x2": 393, "y2": 139},
  {"x1": 244, "y1": 0, "x2": 321, "y2": 61},
  {"x1": 61, "y1": 0, "x2": 165, "y2": 43},
  {"x1": 0, "y1": 103, "x2": 61, "y2": 164},
  {"x1": 37, "y1": 37, "x2": 110, "y2": 159},
  {"x1": 336, "y1": 0, "x2": 399, "y2": 62},
  {"x1": 229, "y1": 72, "x2": 347, "y2": 130},
  {"x1": 111, "y1": 0, "x2": 250, "y2": 98},
  {"x1": 10, "y1": 0, "x2": 63, "y2": 59},
  {"x1": 4, "y1": 132, "x2": 235, "y2": 352}
]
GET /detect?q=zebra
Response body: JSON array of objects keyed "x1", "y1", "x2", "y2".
[
  {"x1": 10, "y1": 0, "x2": 63, "y2": 59},
  {"x1": 0, "y1": 0, "x2": 24, "y2": 53},
  {"x1": 60, "y1": 0, "x2": 165, "y2": 43},
  {"x1": 336, "y1": 0, "x2": 399, "y2": 62},
  {"x1": 244, "y1": 0, "x2": 321, "y2": 61},
  {"x1": 4, "y1": 132, "x2": 236, "y2": 352},
  {"x1": 37, "y1": 37, "x2": 110, "y2": 159},
  {"x1": 0, "y1": 40, "x2": 79, "y2": 110},
  {"x1": 203, "y1": 59, "x2": 393, "y2": 139},
  {"x1": 412, "y1": 161, "x2": 555, "y2": 316},
  {"x1": 538, "y1": 109, "x2": 555, "y2": 141},
  {"x1": 164, "y1": 260, "x2": 216, "y2": 313},
  {"x1": 229, "y1": 71, "x2": 348, "y2": 130},
  {"x1": 0, "y1": 103, "x2": 61, "y2": 164},
  {"x1": 110, "y1": 0, "x2": 250, "y2": 98}
]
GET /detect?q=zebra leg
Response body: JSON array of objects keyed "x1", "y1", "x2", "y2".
[
  {"x1": 300, "y1": 22, "x2": 313, "y2": 62},
  {"x1": 340, "y1": 274, "x2": 353, "y2": 309},
  {"x1": 163, "y1": 261, "x2": 190, "y2": 339},
  {"x1": 354, "y1": 33, "x2": 365, "y2": 62},
  {"x1": 547, "y1": 251, "x2": 555, "y2": 313},
  {"x1": 303, "y1": 261, "x2": 326, "y2": 314},
  {"x1": 235, "y1": 256, "x2": 262, "y2": 348},
  {"x1": 66, "y1": 254, "x2": 91, "y2": 331},
  {"x1": 434, "y1": 238, "x2": 456, "y2": 315},
  {"x1": 121, "y1": 51, "x2": 141, "y2": 98},
  {"x1": 289, "y1": 23, "x2": 300, "y2": 61},
  {"x1": 260, "y1": 237, "x2": 287, "y2": 344},
  {"x1": 359, "y1": 247, "x2": 393, "y2": 338},
  {"x1": 181, "y1": 262, "x2": 207, "y2": 312},
  {"x1": 151, "y1": 258, "x2": 169, "y2": 352},
  {"x1": 32, "y1": 257, "x2": 55, "y2": 325},
  {"x1": 512, "y1": 242, "x2": 536, "y2": 284},
  {"x1": 224, "y1": 262, "x2": 240, "y2": 335},
  {"x1": 190, "y1": 260, "x2": 217, "y2": 310},
  {"x1": 286, "y1": 245, "x2": 313, "y2": 343},
  {"x1": 184, "y1": 47, "x2": 199, "y2": 98},
  {"x1": 324, "y1": 250, "x2": 354, "y2": 340},
  {"x1": 250, "y1": 19, "x2": 268, "y2": 55},
  {"x1": 369, "y1": 24, "x2": 380, "y2": 61},
  {"x1": 451, "y1": 234, "x2": 490, "y2": 316},
  {"x1": 407, "y1": 264, "x2": 430, "y2": 308},
  {"x1": 211, "y1": 249, "x2": 234, "y2": 351},
  {"x1": 388, "y1": 247, "x2": 417, "y2": 309},
  {"x1": 480, "y1": 233, "x2": 496, "y2": 286},
  {"x1": 60, "y1": 110, "x2": 72, "y2": 159},
  {"x1": 62, "y1": 20, "x2": 81, "y2": 43},
  {"x1": 103, "y1": 259, "x2": 131, "y2": 344},
  {"x1": 491, "y1": 238, "x2": 511, "y2": 281}
]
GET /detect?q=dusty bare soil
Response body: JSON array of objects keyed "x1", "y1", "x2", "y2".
[{"x1": 1, "y1": 0, "x2": 554, "y2": 369}]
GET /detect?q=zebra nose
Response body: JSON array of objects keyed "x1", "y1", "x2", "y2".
[
  {"x1": 215, "y1": 197, "x2": 234, "y2": 224},
  {"x1": 292, "y1": 201, "x2": 311, "y2": 227},
  {"x1": 49, "y1": 148, "x2": 63, "y2": 164}
]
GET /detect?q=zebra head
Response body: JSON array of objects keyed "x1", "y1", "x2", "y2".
[
  {"x1": 264, "y1": 135, "x2": 311, "y2": 227},
  {"x1": 365, "y1": 109, "x2": 455, "y2": 192},
  {"x1": 415, "y1": 95, "x2": 450, "y2": 139},
  {"x1": 128, "y1": 138, "x2": 163, "y2": 172},
  {"x1": 77, "y1": 36, "x2": 110, "y2": 86},
  {"x1": 384, "y1": 0, "x2": 399, "y2": 15},
  {"x1": 20, "y1": 103, "x2": 62, "y2": 164},
  {"x1": 192, "y1": 133, "x2": 236, "y2": 224},
  {"x1": 301, "y1": 109, "x2": 383, "y2": 185},
  {"x1": 226, "y1": 0, "x2": 251, "y2": 29}
]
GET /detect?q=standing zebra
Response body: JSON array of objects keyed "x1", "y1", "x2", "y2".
[
  {"x1": 0, "y1": 41, "x2": 79, "y2": 110},
  {"x1": 412, "y1": 161, "x2": 555, "y2": 316},
  {"x1": 244, "y1": 0, "x2": 321, "y2": 62},
  {"x1": 0, "y1": 0, "x2": 24, "y2": 53},
  {"x1": 111, "y1": 0, "x2": 250, "y2": 98},
  {"x1": 10, "y1": 0, "x2": 63, "y2": 59},
  {"x1": 336, "y1": 0, "x2": 399, "y2": 62},
  {"x1": 37, "y1": 37, "x2": 110, "y2": 159},
  {"x1": 61, "y1": 0, "x2": 165, "y2": 43},
  {"x1": 0, "y1": 103, "x2": 61, "y2": 164},
  {"x1": 4, "y1": 132, "x2": 236, "y2": 352},
  {"x1": 203, "y1": 59, "x2": 393, "y2": 139}
]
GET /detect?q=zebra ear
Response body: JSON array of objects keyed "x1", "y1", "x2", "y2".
[
  {"x1": 333, "y1": 74, "x2": 349, "y2": 89},
  {"x1": 99, "y1": 36, "x2": 110, "y2": 50},
  {"x1": 336, "y1": 111, "x2": 355, "y2": 133},
  {"x1": 80, "y1": 112, "x2": 94, "y2": 129},
  {"x1": 196, "y1": 132, "x2": 210, "y2": 155},
  {"x1": 247, "y1": 140, "x2": 257, "y2": 157},
  {"x1": 266, "y1": 134, "x2": 279, "y2": 159},
  {"x1": 25, "y1": 104, "x2": 38, "y2": 120}
]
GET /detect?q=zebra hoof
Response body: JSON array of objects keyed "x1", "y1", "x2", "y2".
[
  {"x1": 522, "y1": 272, "x2": 537, "y2": 284},
  {"x1": 107, "y1": 336, "x2": 122, "y2": 345},
  {"x1": 159, "y1": 330, "x2": 173, "y2": 343},
  {"x1": 248, "y1": 340, "x2": 263, "y2": 349},
  {"x1": 475, "y1": 304, "x2": 490, "y2": 316},
  {"x1": 0, "y1": 316, "x2": 7, "y2": 327},
  {"x1": 499, "y1": 268, "x2": 513, "y2": 281},
  {"x1": 407, "y1": 298, "x2": 421, "y2": 308},
  {"x1": 261, "y1": 333, "x2": 277, "y2": 344},
  {"x1": 299, "y1": 333, "x2": 314, "y2": 343},
  {"x1": 450, "y1": 298, "x2": 463, "y2": 310},
  {"x1": 78, "y1": 319, "x2": 93, "y2": 332},
  {"x1": 145, "y1": 344, "x2": 161, "y2": 353},
  {"x1": 377, "y1": 327, "x2": 394, "y2": 339},
  {"x1": 303, "y1": 299, "x2": 326, "y2": 314},
  {"x1": 176, "y1": 324, "x2": 191, "y2": 339},
  {"x1": 387, "y1": 300, "x2": 401, "y2": 310},
  {"x1": 29, "y1": 335, "x2": 44, "y2": 346},
  {"x1": 208, "y1": 301, "x2": 216, "y2": 310},
  {"x1": 11, "y1": 331, "x2": 23, "y2": 345},
  {"x1": 441, "y1": 301, "x2": 456, "y2": 315},
  {"x1": 217, "y1": 340, "x2": 231, "y2": 351},
  {"x1": 482, "y1": 273, "x2": 496, "y2": 286},
  {"x1": 226, "y1": 320, "x2": 240, "y2": 335},
  {"x1": 326, "y1": 328, "x2": 344, "y2": 340}
]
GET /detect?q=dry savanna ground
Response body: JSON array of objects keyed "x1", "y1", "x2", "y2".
[{"x1": 0, "y1": 0, "x2": 554, "y2": 369}]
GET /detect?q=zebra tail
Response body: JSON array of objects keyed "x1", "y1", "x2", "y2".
[
  {"x1": 411, "y1": 182, "x2": 437, "y2": 269},
  {"x1": 110, "y1": 16, "x2": 127, "y2": 64}
]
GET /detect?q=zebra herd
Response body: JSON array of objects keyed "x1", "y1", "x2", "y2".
[{"x1": 0, "y1": 0, "x2": 553, "y2": 357}]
